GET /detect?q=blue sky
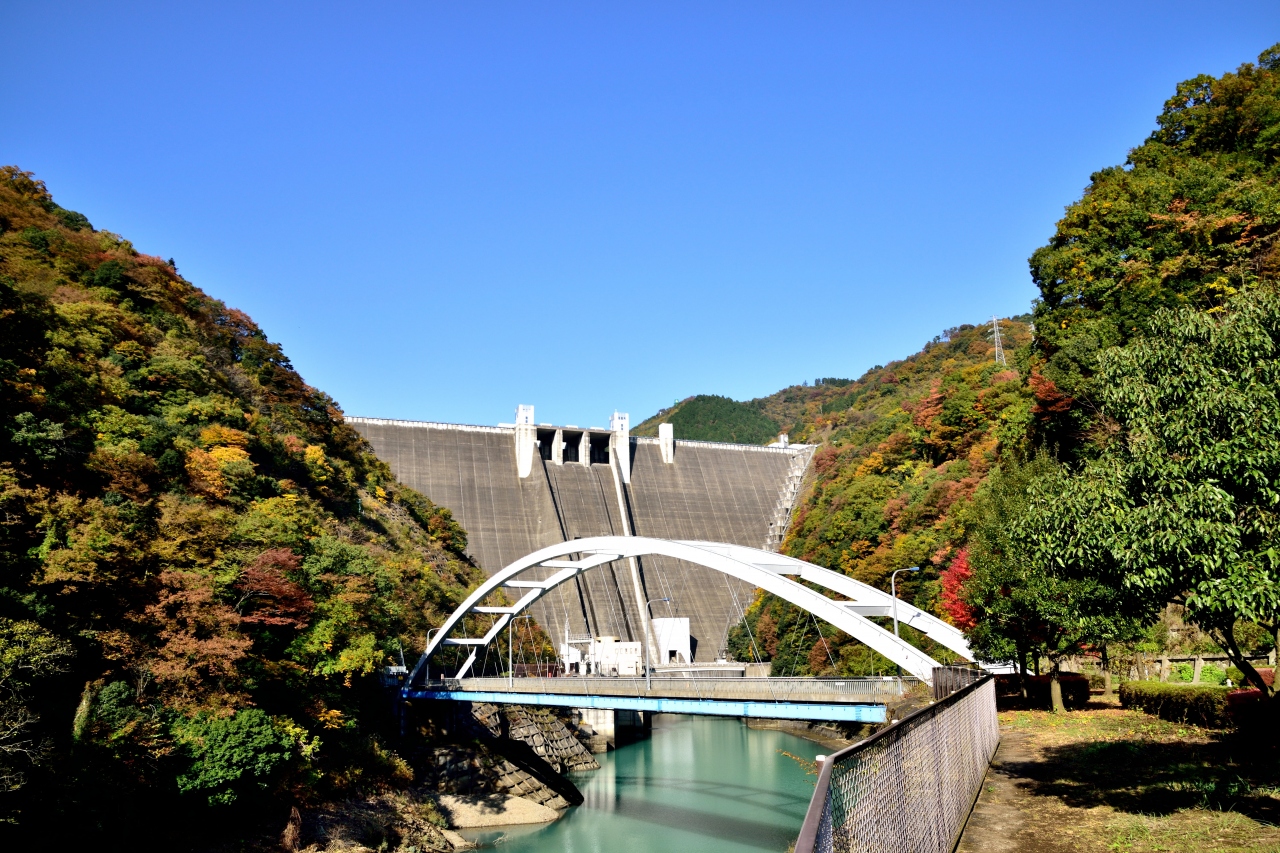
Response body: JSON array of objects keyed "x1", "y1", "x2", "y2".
[{"x1": 6, "y1": 3, "x2": 1279, "y2": 427}]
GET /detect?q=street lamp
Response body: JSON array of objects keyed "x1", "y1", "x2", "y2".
[
  {"x1": 508, "y1": 614, "x2": 534, "y2": 688},
  {"x1": 643, "y1": 597, "x2": 671, "y2": 690},
  {"x1": 890, "y1": 567, "x2": 920, "y2": 639}
]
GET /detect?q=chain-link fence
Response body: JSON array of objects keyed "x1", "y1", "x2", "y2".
[{"x1": 795, "y1": 671, "x2": 999, "y2": 853}]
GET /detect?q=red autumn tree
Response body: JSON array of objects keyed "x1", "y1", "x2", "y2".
[
  {"x1": 807, "y1": 636, "x2": 835, "y2": 675},
  {"x1": 756, "y1": 611, "x2": 779, "y2": 657},
  {"x1": 146, "y1": 570, "x2": 252, "y2": 704},
  {"x1": 939, "y1": 548, "x2": 977, "y2": 632},
  {"x1": 234, "y1": 549, "x2": 313, "y2": 629}
]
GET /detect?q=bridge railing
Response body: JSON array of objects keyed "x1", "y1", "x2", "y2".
[
  {"x1": 431, "y1": 676, "x2": 914, "y2": 704},
  {"x1": 794, "y1": 670, "x2": 998, "y2": 853},
  {"x1": 930, "y1": 664, "x2": 986, "y2": 699}
]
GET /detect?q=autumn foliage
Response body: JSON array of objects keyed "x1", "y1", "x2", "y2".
[
  {"x1": 0, "y1": 167, "x2": 495, "y2": 839},
  {"x1": 939, "y1": 549, "x2": 976, "y2": 632}
]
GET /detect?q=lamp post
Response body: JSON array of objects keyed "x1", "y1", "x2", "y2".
[
  {"x1": 890, "y1": 567, "x2": 920, "y2": 639},
  {"x1": 508, "y1": 614, "x2": 534, "y2": 689},
  {"x1": 643, "y1": 597, "x2": 670, "y2": 690}
]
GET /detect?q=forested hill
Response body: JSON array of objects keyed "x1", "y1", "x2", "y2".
[
  {"x1": 0, "y1": 167, "x2": 490, "y2": 840},
  {"x1": 637, "y1": 320, "x2": 1033, "y2": 669},
  {"x1": 729, "y1": 44, "x2": 1280, "y2": 683},
  {"x1": 632, "y1": 394, "x2": 781, "y2": 444},
  {"x1": 775, "y1": 319, "x2": 1033, "y2": 578},
  {"x1": 708, "y1": 319, "x2": 1031, "y2": 674},
  {"x1": 635, "y1": 319, "x2": 1031, "y2": 454}
]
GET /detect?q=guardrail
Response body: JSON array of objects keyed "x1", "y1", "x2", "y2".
[
  {"x1": 445, "y1": 676, "x2": 913, "y2": 704},
  {"x1": 795, "y1": 669, "x2": 998, "y2": 853}
]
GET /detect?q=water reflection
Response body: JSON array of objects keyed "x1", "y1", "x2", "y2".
[{"x1": 460, "y1": 715, "x2": 821, "y2": 852}]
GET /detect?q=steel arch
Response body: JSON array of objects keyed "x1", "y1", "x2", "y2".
[{"x1": 409, "y1": 537, "x2": 973, "y2": 685}]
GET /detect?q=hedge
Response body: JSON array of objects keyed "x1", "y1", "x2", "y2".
[{"x1": 1118, "y1": 681, "x2": 1230, "y2": 727}]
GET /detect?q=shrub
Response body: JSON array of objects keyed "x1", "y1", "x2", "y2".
[
  {"x1": 1118, "y1": 681, "x2": 1230, "y2": 727},
  {"x1": 1199, "y1": 664, "x2": 1226, "y2": 686},
  {"x1": 1171, "y1": 662, "x2": 1193, "y2": 682},
  {"x1": 94, "y1": 681, "x2": 140, "y2": 730},
  {"x1": 173, "y1": 709, "x2": 295, "y2": 806}
]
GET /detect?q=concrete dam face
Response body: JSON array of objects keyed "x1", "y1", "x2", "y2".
[{"x1": 349, "y1": 410, "x2": 813, "y2": 662}]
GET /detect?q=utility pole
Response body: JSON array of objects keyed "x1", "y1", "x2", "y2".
[{"x1": 991, "y1": 315, "x2": 1006, "y2": 366}]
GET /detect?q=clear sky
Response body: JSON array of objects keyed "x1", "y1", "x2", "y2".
[{"x1": 6, "y1": 3, "x2": 1279, "y2": 427}]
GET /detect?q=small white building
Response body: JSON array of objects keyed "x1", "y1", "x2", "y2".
[
  {"x1": 558, "y1": 643, "x2": 583, "y2": 670},
  {"x1": 652, "y1": 617, "x2": 693, "y2": 665},
  {"x1": 559, "y1": 630, "x2": 645, "y2": 676},
  {"x1": 590, "y1": 637, "x2": 642, "y2": 676}
]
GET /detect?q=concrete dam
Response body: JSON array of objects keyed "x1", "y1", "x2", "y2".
[{"x1": 349, "y1": 408, "x2": 814, "y2": 663}]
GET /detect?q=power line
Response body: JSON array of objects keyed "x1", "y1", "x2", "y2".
[{"x1": 990, "y1": 315, "x2": 1006, "y2": 366}]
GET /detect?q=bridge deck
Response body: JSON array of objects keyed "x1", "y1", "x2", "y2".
[{"x1": 403, "y1": 676, "x2": 908, "y2": 723}]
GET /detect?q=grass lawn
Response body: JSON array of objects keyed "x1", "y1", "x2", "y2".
[{"x1": 958, "y1": 696, "x2": 1280, "y2": 853}]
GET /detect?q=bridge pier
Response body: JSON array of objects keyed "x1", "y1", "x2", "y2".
[{"x1": 575, "y1": 707, "x2": 652, "y2": 752}]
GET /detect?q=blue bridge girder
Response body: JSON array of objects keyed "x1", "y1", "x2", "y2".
[{"x1": 403, "y1": 687, "x2": 887, "y2": 723}]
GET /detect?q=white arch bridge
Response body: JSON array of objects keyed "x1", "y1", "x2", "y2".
[{"x1": 403, "y1": 538, "x2": 976, "y2": 721}]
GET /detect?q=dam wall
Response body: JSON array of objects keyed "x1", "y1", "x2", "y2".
[{"x1": 349, "y1": 415, "x2": 813, "y2": 662}]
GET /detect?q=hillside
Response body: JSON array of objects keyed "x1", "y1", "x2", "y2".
[
  {"x1": 1029, "y1": 45, "x2": 1280, "y2": 452},
  {"x1": 0, "y1": 168, "x2": 510, "y2": 841},
  {"x1": 728, "y1": 44, "x2": 1280, "y2": 681},
  {"x1": 724, "y1": 318, "x2": 1034, "y2": 674},
  {"x1": 632, "y1": 394, "x2": 781, "y2": 444}
]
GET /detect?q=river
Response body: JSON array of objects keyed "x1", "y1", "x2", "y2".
[{"x1": 459, "y1": 715, "x2": 825, "y2": 852}]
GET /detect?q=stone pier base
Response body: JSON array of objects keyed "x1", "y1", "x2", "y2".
[{"x1": 575, "y1": 707, "x2": 652, "y2": 752}]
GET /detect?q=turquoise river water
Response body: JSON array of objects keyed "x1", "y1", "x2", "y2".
[{"x1": 459, "y1": 715, "x2": 825, "y2": 852}]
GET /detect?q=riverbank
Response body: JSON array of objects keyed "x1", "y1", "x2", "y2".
[
  {"x1": 956, "y1": 697, "x2": 1280, "y2": 853},
  {"x1": 745, "y1": 717, "x2": 861, "y2": 750},
  {"x1": 746, "y1": 688, "x2": 934, "y2": 751}
]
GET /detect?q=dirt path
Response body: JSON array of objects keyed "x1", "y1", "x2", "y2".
[{"x1": 956, "y1": 728, "x2": 1076, "y2": 853}]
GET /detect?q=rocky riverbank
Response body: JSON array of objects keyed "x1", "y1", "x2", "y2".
[{"x1": 283, "y1": 703, "x2": 601, "y2": 852}]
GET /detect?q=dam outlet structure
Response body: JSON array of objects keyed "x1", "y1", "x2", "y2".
[{"x1": 349, "y1": 406, "x2": 816, "y2": 668}]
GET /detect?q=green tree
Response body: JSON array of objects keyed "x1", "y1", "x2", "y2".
[
  {"x1": 959, "y1": 457, "x2": 1144, "y2": 711},
  {"x1": 1030, "y1": 44, "x2": 1280, "y2": 451},
  {"x1": 0, "y1": 619, "x2": 73, "y2": 799},
  {"x1": 173, "y1": 708, "x2": 296, "y2": 806},
  {"x1": 1018, "y1": 289, "x2": 1280, "y2": 698}
]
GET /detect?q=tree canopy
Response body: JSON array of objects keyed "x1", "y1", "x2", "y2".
[
  {"x1": 1017, "y1": 290, "x2": 1280, "y2": 695},
  {"x1": 1031, "y1": 44, "x2": 1280, "y2": 451}
]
